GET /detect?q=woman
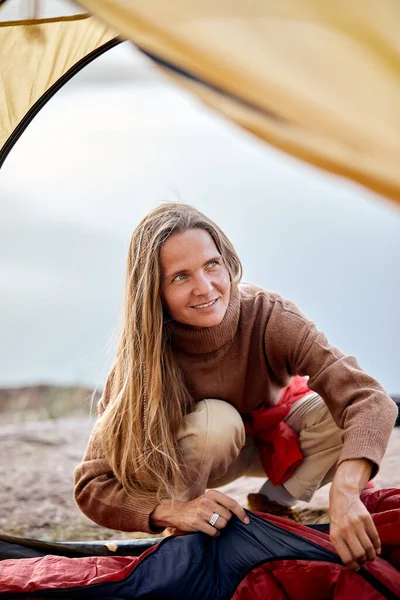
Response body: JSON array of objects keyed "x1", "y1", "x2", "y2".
[{"x1": 74, "y1": 202, "x2": 397, "y2": 571}]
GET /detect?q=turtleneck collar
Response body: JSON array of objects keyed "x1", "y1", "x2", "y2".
[{"x1": 165, "y1": 286, "x2": 241, "y2": 355}]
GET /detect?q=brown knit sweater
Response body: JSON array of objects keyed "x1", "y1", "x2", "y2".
[{"x1": 74, "y1": 284, "x2": 397, "y2": 533}]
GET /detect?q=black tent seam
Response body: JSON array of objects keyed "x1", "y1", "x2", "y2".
[
  {"x1": 0, "y1": 37, "x2": 122, "y2": 169},
  {"x1": 137, "y1": 46, "x2": 287, "y2": 124},
  {"x1": 0, "y1": 532, "x2": 160, "y2": 558}
]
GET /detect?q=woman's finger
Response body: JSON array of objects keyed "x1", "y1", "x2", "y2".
[
  {"x1": 345, "y1": 533, "x2": 368, "y2": 565},
  {"x1": 202, "y1": 522, "x2": 221, "y2": 537},
  {"x1": 331, "y1": 535, "x2": 360, "y2": 570},
  {"x1": 211, "y1": 515, "x2": 228, "y2": 530},
  {"x1": 364, "y1": 516, "x2": 381, "y2": 555},
  {"x1": 209, "y1": 490, "x2": 250, "y2": 524},
  {"x1": 198, "y1": 494, "x2": 234, "y2": 525},
  {"x1": 211, "y1": 504, "x2": 233, "y2": 523},
  {"x1": 356, "y1": 527, "x2": 377, "y2": 562}
]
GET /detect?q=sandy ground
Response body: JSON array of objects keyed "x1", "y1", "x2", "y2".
[{"x1": 1, "y1": 416, "x2": 399, "y2": 542}]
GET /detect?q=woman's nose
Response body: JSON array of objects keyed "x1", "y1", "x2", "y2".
[{"x1": 193, "y1": 274, "x2": 213, "y2": 295}]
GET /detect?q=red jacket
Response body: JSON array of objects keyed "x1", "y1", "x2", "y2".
[{"x1": 243, "y1": 376, "x2": 310, "y2": 485}]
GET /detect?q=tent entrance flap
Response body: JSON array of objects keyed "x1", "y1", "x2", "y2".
[
  {"x1": 80, "y1": 0, "x2": 400, "y2": 205},
  {"x1": 0, "y1": 6, "x2": 120, "y2": 166}
]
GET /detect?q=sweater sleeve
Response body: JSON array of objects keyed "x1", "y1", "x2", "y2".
[
  {"x1": 264, "y1": 295, "x2": 398, "y2": 475},
  {"x1": 73, "y1": 407, "x2": 165, "y2": 535}
]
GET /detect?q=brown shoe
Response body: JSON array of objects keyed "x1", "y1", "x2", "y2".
[{"x1": 247, "y1": 493, "x2": 302, "y2": 523}]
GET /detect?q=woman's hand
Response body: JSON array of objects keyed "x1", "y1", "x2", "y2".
[
  {"x1": 329, "y1": 459, "x2": 381, "y2": 570},
  {"x1": 150, "y1": 490, "x2": 250, "y2": 536}
]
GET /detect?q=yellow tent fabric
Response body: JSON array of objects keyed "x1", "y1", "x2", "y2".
[
  {"x1": 0, "y1": 12, "x2": 119, "y2": 163},
  {"x1": 76, "y1": 0, "x2": 400, "y2": 205}
]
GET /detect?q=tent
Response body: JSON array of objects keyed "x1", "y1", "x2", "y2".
[
  {"x1": 0, "y1": 1, "x2": 120, "y2": 166},
  {"x1": 1, "y1": 0, "x2": 400, "y2": 205},
  {"x1": 1, "y1": 488, "x2": 400, "y2": 599}
]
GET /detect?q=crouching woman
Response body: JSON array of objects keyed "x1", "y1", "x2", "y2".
[{"x1": 74, "y1": 202, "x2": 397, "y2": 571}]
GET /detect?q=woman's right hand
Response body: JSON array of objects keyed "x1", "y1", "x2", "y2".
[{"x1": 150, "y1": 490, "x2": 250, "y2": 536}]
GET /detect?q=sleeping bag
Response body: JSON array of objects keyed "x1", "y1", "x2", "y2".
[{"x1": 1, "y1": 488, "x2": 400, "y2": 599}]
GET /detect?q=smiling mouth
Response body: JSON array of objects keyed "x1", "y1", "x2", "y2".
[{"x1": 191, "y1": 298, "x2": 219, "y2": 309}]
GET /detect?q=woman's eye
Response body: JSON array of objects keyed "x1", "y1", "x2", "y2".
[
  {"x1": 172, "y1": 262, "x2": 218, "y2": 282},
  {"x1": 174, "y1": 274, "x2": 187, "y2": 282}
]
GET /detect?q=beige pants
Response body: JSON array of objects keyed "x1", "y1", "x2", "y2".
[{"x1": 177, "y1": 394, "x2": 343, "y2": 503}]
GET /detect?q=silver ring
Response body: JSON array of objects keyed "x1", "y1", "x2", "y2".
[{"x1": 208, "y1": 512, "x2": 219, "y2": 527}]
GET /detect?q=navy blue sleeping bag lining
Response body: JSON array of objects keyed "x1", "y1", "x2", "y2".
[{"x1": 6, "y1": 513, "x2": 341, "y2": 600}]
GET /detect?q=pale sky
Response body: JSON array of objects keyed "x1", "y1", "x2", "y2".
[{"x1": 1, "y1": 43, "x2": 399, "y2": 393}]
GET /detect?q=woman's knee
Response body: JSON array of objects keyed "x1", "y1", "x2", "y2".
[
  {"x1": 286, "y1": 393, "x2": 342, "y2": 436},
  {"x1": 205, "y1": 399, "x2": 246, "y2": 457},
  {"x1": 178, "y1": 399, "x2": 245, "y2": 463}
]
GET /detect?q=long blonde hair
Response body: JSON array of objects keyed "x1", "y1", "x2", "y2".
[{"x1": 96, "y1": 203, "x2": 242, "y2": 502}]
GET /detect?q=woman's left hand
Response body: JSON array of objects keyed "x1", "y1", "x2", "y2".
[{"x1": 329, "y1": 460, "x2": 381, "y2": 570}]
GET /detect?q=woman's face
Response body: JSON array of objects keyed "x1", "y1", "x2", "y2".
[{"x1": 160, "y1": 228, "x2": 231, "y2": 328}]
